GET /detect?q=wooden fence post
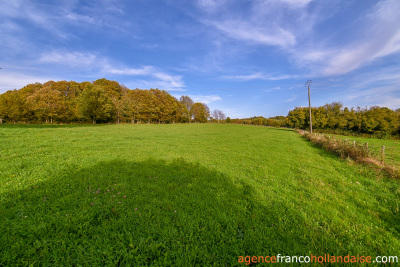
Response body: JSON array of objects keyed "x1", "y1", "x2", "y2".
[{"x1": 381, "y1": 146, "x2": 385, "y2": 163}]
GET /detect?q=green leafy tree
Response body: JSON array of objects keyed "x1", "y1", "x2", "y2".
[
  {"x1": 93, "y1": 78, "x2": 124, "y2": 123},
  {"x1": 78, "y1": 84, "x2": 114, "y2": 124},
  {"x1": 287, "y1": 107, "x2": 307, "y2": 129},
  {"x1": 121, "y1": 89, "x2": 139, "y2": 123}
]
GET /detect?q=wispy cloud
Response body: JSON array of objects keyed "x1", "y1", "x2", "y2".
[
  {"x1": 0, "y1": 71, "x2": 59, "y2": 92},
  {"x1": 209, "y1": 20, "x2": 296, "y2": 47},
  {"x1": 0, "y1": 0, "x2": 69, "y2": 39},
  {"x1": 107, "y1": 66, "x2": 185, "y2": 90},
  {"x1": 197, "y1": 0, "x2": 400, "y2": 78},
  {"x1": 196, "y1": 0, "x2": 317, "y2": 50},
  {"x1": 39, "y1": 51, "x2": 98, "y2": 67},
  {"x1": 284, "y1": 95, "x2": 297, "y2": 102},
  {"x1": 0, "y1": 0, "x2": 129, "y2": 44},
  {"x1": 108, "y1": 66, "x2": 154, "y2": 76},
  {"x1": 312, "y1": 64, "x2": 400, "y2": 110},
  {"x1": 344, "y1": 86, "x2": 400, "y2": 110},
  {"x1": 190, "y1": 95, "x2": 222, "y2": 104},
  {"x1": 264, "y1": 87, "x2": 282, "y2": 93},
  {"x1": 224, "y1": 73, "x2": 299, "y2": 81},
  {"x1": 294, "y1": 0, "x2": 400, "y2": 76},
  {"x1": 197, "y1": 0, "x2": 228, "y2": 12},
  {"x1": 274, "y1": 0, "x2": 314, "y2": 8},
  {"x1": 38, "y1": 50, "x2": 186, "y2": 91}
]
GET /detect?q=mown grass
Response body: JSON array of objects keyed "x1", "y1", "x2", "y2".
[{"x1": 1, "y1": 124, "x2": 399, "y2": 265}]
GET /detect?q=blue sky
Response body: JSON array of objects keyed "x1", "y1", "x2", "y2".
[{"x1": 1, "y1": 0, "x2": 399, "y2": 118}]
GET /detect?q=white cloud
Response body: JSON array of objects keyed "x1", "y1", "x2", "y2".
[
  {"x1": 210, "y1": 20, "x2": 296, "y2": 47},
  {"x1": 275, "y1": 0, "x2": 313, "y2": 7},
  {"x1": 108, "y1": 66, "x2": 185, "y2": 90},
  {"x1": 375, "y1": 97, "x2": 400, "y2": 110},
  {"x1": 108, "y1": 66, "x2": 154, "y2": 76},
  {"x1": 284, "y1": 95, "x2": 296, "y2": 102},
  {"x1": 295, "y1": 0, "x2": 400, "y2": 76},
  {"x1": 0, "y1": 71, "x2": 58, "y2": 93},
  {"x1": 313, "y1": 64, "x2": 400, "y2": 110},
  {"x1": 198, "y1": 0, "x2": 400, "y2": 78},
  {"x1": 64, "y1": 12, "x2": 97, "y2": 24},
  {"x1": 0, "y1": 0, "x2": 129, "y2": 43},
  {"x1": 277, "y1": 0, "x2": 313, "y2": 7},
  {"x1": 0, "y1": 0, "x2": 24, "y2": 17},
  {"x1": 190, "y1": 95, "x2": 222, "y2": 104},
  {"x1": 224, "y1": 73, "x2": 299, "y2": 81},
  {"x1": 264, "y1": 86, "x2": 282, "y2": 93},
  {"x1": 39, "y1": 51, "x2": 98, "y2": 67},
  {"x1": 196, "y1": 0, "x2": 322, "y2": 51},
  {"x1": 36, "y1": 50, "x2": 186, "y2": 90},
  {"x1": 344, "y1": 86, "x2": 400, "y2": 110},
  {"x1": 197, "y1": 0, "x2": 227, "y2": 12}
]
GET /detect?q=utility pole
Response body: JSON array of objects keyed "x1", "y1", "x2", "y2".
[{"x1": 305, "y1": 80, "x2": 312, "y2": 133}]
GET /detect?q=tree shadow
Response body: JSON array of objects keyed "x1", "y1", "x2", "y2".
[{"x1": 1, "y1": 158, "x2": 398, "y2": 266}]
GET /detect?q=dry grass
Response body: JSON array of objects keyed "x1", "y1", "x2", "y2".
[{"x1": 298, "y1": 130, "x2": 400, "y2": 179}]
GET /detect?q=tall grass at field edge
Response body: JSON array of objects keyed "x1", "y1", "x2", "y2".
[{"x1": 298, "y1": 130, "x2": 400, "y2": 179}]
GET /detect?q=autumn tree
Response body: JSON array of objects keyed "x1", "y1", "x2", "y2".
[
  {"x1": 191, "y1": 102, "x2": 210, "y2": 123},
  {"x1": 136, "y1": 89, "x2": 158, "y2": 123},
  {"x1": 78, "y1": 84, "x2": 114, "y2": 124},
  {"x1": 0, "y1": 90, "x2": 28, "y2": 123},
  {"x1": 26, "y1": 85, "x2": 64, "y2": 123},
  {"x1": 121, "y1": 89, "x2": 140, "y2": 123},
  {"x1": 93, "y1": 78, "x2": 124, "y2": 123},
  {"x1": 151, "y1": 89, "x2": 182, "y2": 123},
  {"x1": 0, "y1": 79, "x2": 227, "y2": 125}
]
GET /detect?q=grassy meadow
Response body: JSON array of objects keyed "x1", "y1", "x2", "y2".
[{"x1": 1, "y1": 124, "x2": 399, "y2": 265}]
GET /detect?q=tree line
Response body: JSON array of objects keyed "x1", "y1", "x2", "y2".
[
  {"x1": 1, "y1": 80, "x2": 398, "y2": 137},
  {"x1": 228, "y1": 116, "x2": 287, "y2": 128},
  {"x1": 229, "y1": 102, "x2": 400, "y2": 138},
  {"x1": 0, "y1": 79, "x2": 215, "y2": 124},
  {"x1": 287, "y1": 102, "x2": 400, "y2": 137}
]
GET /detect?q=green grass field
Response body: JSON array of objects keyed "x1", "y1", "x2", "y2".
[
  {"x1": 330, "y1": 134, "x2": 400, "y2": 169},
  {"x1": 1, "y1": 124, "x2": 399, "y2": 265}
]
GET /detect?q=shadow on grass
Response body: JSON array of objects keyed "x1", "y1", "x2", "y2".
[{"x1": 2, "y1": 158, "x2": 396, "y2": 266}]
